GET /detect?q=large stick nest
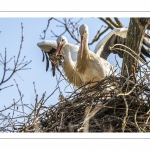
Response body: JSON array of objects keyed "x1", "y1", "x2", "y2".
[{"x1": 20, "y1": 64, "x2": 150, "y2": 132}]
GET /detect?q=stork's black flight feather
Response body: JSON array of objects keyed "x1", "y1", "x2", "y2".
[{"x1": 101, "y1": 34, "x2": 150, "y2": 62}]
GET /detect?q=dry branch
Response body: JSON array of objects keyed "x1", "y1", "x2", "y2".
[{"x1": 0, "y1": 23, "x2": 31, "y2": 90}]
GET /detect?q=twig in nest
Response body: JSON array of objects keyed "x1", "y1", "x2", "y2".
[
  {"x1": 83, "y1": 105, "x2": 92, "y2": 132},
  {"x1": 117, "y1": 74, "x2": 146, "y2": 97},
  {"x1": 131, "y1": 65, "x2": 136, "y2": 83},
  {"x1": 78, "y1": 101, "x2": 103, "y2": 132},
  {"x1": 134, "y1": 106, "x2": 141, "y2": 132},
  {"x1": 122, "y1": 96, "x2": 128, "y2": 132},
  {"x1": 143, "y1": 111, "x2": 150, "y2": 131}
]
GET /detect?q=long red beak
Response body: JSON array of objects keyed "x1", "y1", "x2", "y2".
[
  {"x1": 56, "y1": 44, "x2": 63, "y2": 57},
  {"x1": 81, "y1": 35, "x2": 84, "y2": 59}
]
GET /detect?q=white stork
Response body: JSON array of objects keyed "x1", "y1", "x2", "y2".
[
  {"x1": 37, "y1": 36, "x2": 83, "y2": 87},
  {"x1": 76, "y1": 24, "x2": 115, "y2": 87}
]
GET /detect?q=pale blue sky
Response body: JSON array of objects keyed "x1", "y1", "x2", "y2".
[{"x1": 0, "y1": 18, "x2": 130, "y2": 113}]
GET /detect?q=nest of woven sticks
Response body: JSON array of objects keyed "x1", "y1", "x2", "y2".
[{"x1": 19, "y1": 62, "x2": 150, "y2": 132}]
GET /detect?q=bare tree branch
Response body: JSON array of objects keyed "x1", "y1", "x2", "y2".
[{"x1": 0, "y1": 23, "x2": 31, "y2": 89}]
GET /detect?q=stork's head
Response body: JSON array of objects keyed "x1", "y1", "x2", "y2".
[
  {"x1": 56, "y1": 36, "x2": 68, "y2": 57},
  {"x1": 79, "y1": 24, "x2": 88, "y2": 37},
  {"x1": 79, "y1": 24, "x2": 88, "y2": 58}
]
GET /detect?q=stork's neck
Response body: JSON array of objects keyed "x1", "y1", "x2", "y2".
[
  {"x1": 81, "y1": 35, "x2": 89, "y2": 58},
  {"x1": 76, "y1": 35, "x2": 90, "y2": 74},
  {"x1": 63, "y1": 44, "x2": 74, "y2": 64},
  {"x1": 84, "y1": 35, "x2": 89, "y2": 51}
]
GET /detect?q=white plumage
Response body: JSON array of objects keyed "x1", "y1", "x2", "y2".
[
  {"x1": 76, "y1": 24, "x2": 115, "y2": 87},
  {"x1": 37, "y1": 36, "x2": 83, "y2": 87}
]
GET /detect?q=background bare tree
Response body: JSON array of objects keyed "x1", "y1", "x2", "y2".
[
  {"x1": 0, "y1": 23, "x2": 33, "y2": 132},
  {"x1": 40, "y1": 17, "x2": 124, "y2": 45},
  {"x1": 0, "y1": 23, "x2": 31, "y2": 91}
]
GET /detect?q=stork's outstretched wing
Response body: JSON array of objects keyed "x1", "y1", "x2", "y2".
[
  {"x1": 37, "y1": 40, "x2": 60, "y2": 76},
  {"x1": 94, "y1": 28, "x2": 150, "y2": 62}
]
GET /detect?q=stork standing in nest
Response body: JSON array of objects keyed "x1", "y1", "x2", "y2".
[
  {"x1": 76, "y1": 24, "x2": 115, "y2": 87},
  {"x1": 37, "y1": 36, "x2": 83, "y2": 88},
  {"x1": 55, "y1": 36, "x2": 83, "y2": 87}
]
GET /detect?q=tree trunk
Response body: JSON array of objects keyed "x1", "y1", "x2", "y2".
[{"x1": 121, "y1": 18, "x2": 150, "y2": 77}]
